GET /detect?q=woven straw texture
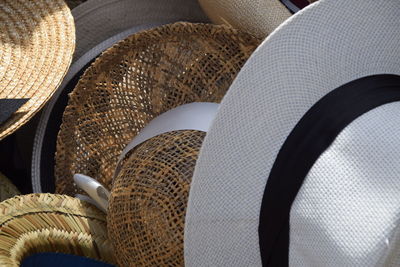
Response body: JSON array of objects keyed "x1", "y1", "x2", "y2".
[
  {"x1": 0, "y1": 0, "x2": 75, "y2": 140},
  {"x1": 66, "y1": 0, "x2": 87, "y2": 9},
  {"x1": 198, "y1": 0, "x2": 319, "y2": 39},
  {"x1": 0, "y1": 194, "x2": 115, "y2": 266},
  {"x1": 198, "y1": 0, "x2": 291, "y2": 38},
  {"x1": 55, "y1": 22, "x2": 260, "y2": 196},
  {"x1": 184, "y1": 0, "x2": 400, "y2": 266},
  {"x1": 0, "y1": 173, "x2": 20, "y2": 202},
  {"x1": 109, "y1": 130, "x2": 206, "y2": 266}
]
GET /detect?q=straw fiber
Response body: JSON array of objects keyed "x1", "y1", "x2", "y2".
[
  {"x1": 55, "y1": 22, "x2": 260, "y2": 196},
  {"x1": 0, "y1": 194, "x2": 115, "y2": 266},
  {"x1": 0, "y1": 0, "x2": 75, "y2": 140},
  {"x1": 108, "y1": 130, "x2": 205, "y2": 266},
  {"x1": 198, "y1": 0, "x2": 317, "y2": 39},
  {"x1": 0, "y1": 173, "x2": 20, "y2": 202}
]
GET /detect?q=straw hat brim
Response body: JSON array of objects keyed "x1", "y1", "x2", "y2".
[
  {"x1": 198, "y1": 0, "x2": 292, "y2": 38},
  {"x1": 32, "y1": 0, "x2": 210, "y2": 193},
  {"x1": 0, "y1": 194, "x2": 114, "y2": 266},
  {"x1": 185, "y1": 0, "x2": 400, "y2": 266},
  {"x1": 0, "y1": 0, "x2": 75, "y2": 140},
  {"x1": 55, "y1": 22, "x2": 260, "y2": 196}
]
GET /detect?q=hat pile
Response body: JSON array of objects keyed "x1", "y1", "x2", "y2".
[{"x1": 1, "y1": 0, "x2": 400, "y2": 266}]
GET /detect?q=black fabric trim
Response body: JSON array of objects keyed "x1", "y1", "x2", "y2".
[
  {"x1": 258, "y1": 74, "x2": 400, "y2": 266},
  {"x1": 0, "y1": 98, "x2": 29, "y2": 125}
]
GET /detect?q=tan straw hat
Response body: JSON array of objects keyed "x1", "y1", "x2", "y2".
[
  {"x1": 0, "y1": 194, "x2": 114, "y2": 266},
  {"x1": 0, "y1": 0, "x2": 75, "y2": 140},
  {"x1": 0, "y1": 173, "x2": 20, "y2": 201},
  {"x1": 198, "y1": 0, "x2": 317, "y2": 38},
  {"x1": 55, "y1": 22, "x2": 260, "y2": 196}
]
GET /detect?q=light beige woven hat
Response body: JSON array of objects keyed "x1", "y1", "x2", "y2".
[
  {"x1": 0, "y1": 173, "x2": 20, "y2": 201},
  {"x1": 198, "y1": 0, "x2": 316, "y2": 38},
  {"x1": 0, "y1": 0, "x2": 75, "y2": 140},
  {"x1": 55, "y1": 22, "x2": 260, "y2": 196},
  {"x1": 0, "y1": 194, "x2": 114, "y2": 266}
]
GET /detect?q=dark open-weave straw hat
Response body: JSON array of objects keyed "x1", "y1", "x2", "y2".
[
  {"x1": 0, "y1": 194, "x2": 114, "y2": 266},
  {"x1": 31, "y1": 0, "x2": 209, "y2": 193},
  {"x1": 0, "y1": 0, "x2": 75, "y2": 140},
  {"x1": 55, "y1": 22, "x2": 260, "y2": 196},
  {"x1": 106, "y1": 109, "x2": 213, "y2": 266}
]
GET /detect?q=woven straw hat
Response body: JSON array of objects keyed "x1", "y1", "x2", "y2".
[
  {"x1": 0, "y1": 173, "x2": 20, "y2": 201},
  {"x1": 55, "y1": 22, "x2": 260, "y2": 196},
  {"x1": 0, "y1": 0, "x2": 75, "y2": 140},
  {"x1": 0, "y1": 194, "x2": 114, "y2": 266},
  {"x1": 108, "y1": 130, "x2": 206, "y2": 266},
  {"x1": 185, "y1": 0, "x2": 400, "y2": 266},
  {"x1": 198, "y1": 0, "x2": 318, "y2": 38},
  {"x1": 32, "y1": 0, "x2": 209, "y2": 193}
]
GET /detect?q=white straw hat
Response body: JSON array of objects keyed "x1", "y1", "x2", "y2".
[
  {"x1": 31, "y1": 0, "x2": 209, "y2": 193},
  {"x1": 185, "y1": 0, "x2": 400, "y2": 266}
]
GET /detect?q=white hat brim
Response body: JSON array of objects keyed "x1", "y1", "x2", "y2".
[{"x1": 185, "y1": 0, "x2": 400, "y2": 265}]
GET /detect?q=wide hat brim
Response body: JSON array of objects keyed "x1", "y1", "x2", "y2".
[
  {"x1": 55, "y1": 22, "x2": 260, "y2": 196},
  {"x1": 31, "y1": 0, "x2": 210, "y2": 193},
  {"x1": 185, "y1": 0, "x2": 400, "y2": 266},
  {"x1": 0, "y1": 194, "x2": 114, "y2": 266},
  {"x1": 0, "y1": 0, "x2": 75, "y2": 140},
  {"x1": 198, "y1": 0, "x2": 292, "y2": 38}
]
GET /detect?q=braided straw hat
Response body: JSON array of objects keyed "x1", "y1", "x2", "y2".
[
  {"x1": 55, "y1": 22, "x2": 260, "y2": 196},
  {"x1": 185, "y1": 0, "x2": 400, "y2": 266},
  {"x1": 0, "y1": 173, "x2": 20, "y2": 201},
  {"x1": 0, "y1": 0, "x2": 75, "y2": 140},
  {"x1": 198, "y1": 0, "x2": 317, "y2": 38},
  {"x1": 32, "y1": 0, "x2": 209, "y2": 193},
  {"x1": 0, "y1": 194, "x2": 114, "y2": 266}
]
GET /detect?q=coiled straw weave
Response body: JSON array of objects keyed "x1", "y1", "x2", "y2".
[
  {"x1": 109, "y1": 130, "x2": 205, "y2": 266},
  {"x1": 0, "y1": 194, "x2": 115, "y2": 266},
  {"x1": 55, "y1": 22, "x2": 260, "y2": 196},
  {"x1": 0, "y1": 0, "x2": 75, "y2": 140}
]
